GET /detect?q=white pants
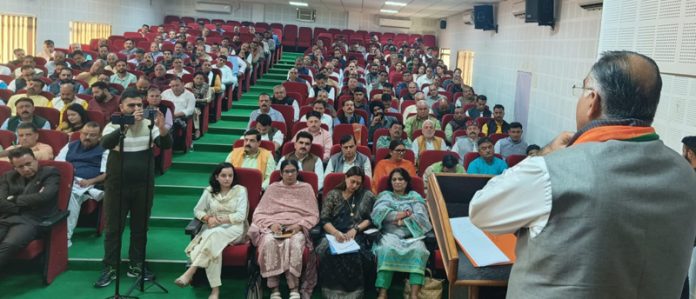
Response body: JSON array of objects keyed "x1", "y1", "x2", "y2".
[{"x1": 66, "y1": 178, "x2": 103, "y2": 244}]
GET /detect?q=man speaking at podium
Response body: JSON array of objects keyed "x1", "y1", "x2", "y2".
[{"x1": 469, "y1": 51, "x2": 696, "y2": 299}]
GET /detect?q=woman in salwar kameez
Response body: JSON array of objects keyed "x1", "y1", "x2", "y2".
[
  {"x1": 248, "y1": 159, "x2": 320, "y2": 299},
  {"x1": 371, "y1": 167, "x2": 432, "y2": 299},
  {"x1": 174, "y1": 163, "x2": 249, "y2": 299},
  {"x1": 316, "y1": 166, "x2": 376, "y2": 299}
]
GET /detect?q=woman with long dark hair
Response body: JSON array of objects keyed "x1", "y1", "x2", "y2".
[
  {"x1": 60, "y1": 103, "x2": 90, "y2": 133},
  {"x1": 175, "y1": 163, "x2": 249, "y2": 299},
  {"x1": 317, "y1": 166, "x2": 376, "y2": 299}
]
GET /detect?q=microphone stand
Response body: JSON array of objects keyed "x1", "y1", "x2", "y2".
[
  {"x1": 107, "y1": 122, "x2": 137, "y2": 299},
  {"x1": 125, "y1": 113, "x2": 168, "y2": 296}
]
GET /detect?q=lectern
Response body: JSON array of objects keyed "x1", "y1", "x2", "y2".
[{"x1": 425, "y1": 173, "x2": 511, "y2": 299}]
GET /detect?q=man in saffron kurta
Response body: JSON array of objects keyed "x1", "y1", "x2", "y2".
[
  {"x1": 411, "y1": 119, "x2": 449, "y2": 165},
  {"x1": 226, "y1": 130, "x2": 276, "y2": 189}
]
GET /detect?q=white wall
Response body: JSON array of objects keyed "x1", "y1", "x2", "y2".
[
  {"x1": 162, "y1": 1, "x2": 438, "y2": 35},
  {"x1": 2, "y1": 0, "x2": 166, "y2": 49},
  {"x1": 439, "y1": 0, "x2": 602, "y2": 147},
  {"x1": 598, "y1": 0, "x2": 696, "y2": 150}
]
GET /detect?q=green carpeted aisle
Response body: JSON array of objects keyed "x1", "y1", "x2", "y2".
[
  {"x1": 0, "y1": 52, "x2": 308, "y2": 299},
  {"x1": 0, "y1": 51, "x2": 413, "y2": 298}
]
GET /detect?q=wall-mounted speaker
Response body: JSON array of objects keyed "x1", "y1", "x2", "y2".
[
  {"x1": 537, "y1": 0, "x2": 555, "y2": 26},
  {"x1": 473, "y1": 5, "x2": 496, "y2": 31},
  {"x1": 440, "y1": 19, "x2": 447, "y2": 29}
]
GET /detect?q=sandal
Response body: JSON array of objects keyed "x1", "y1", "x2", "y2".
[
  {"x1": 269, "y1": 291, "x2": 282, "y2": 299},
  {"x1": 289, "y1": 291, "x2": 301, "y2": 299}
]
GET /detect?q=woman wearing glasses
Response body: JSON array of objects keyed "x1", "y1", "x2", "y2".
[
  {"x1": 372, "y1": 168, "x2": 432, "y2": 299},
  {"x1": 248, "y1": 159, "x2": 319, "y2": 299},
  {"x1": 372, "y1": 140, "x2": 417, "y2": 193}
]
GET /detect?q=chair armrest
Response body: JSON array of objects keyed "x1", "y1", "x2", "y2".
[
  {"x1": 185, "y1": 219, "x2": 203, "y2": 236},
  {"x1": 310, "y1": 224, "x2": 323, "y2": 244},
  {"x1": 38, "y1": 211, "x2": 69, "y2": 229}
]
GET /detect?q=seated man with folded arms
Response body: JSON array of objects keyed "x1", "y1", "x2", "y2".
[
  {"x1": 278, "y1": 131, "x2": 324, "y2": 191},
  {"x1": 0, "y1": 123, "x2": 54, "y2": 161},
  {"x1": 7, "y1": 79, "x2": 52, "y2": 114},
  {"x1": 55, "y1": 122, "x2": 108, "y2": 247},
  {"x1": 466, "y1": 137, "x2": 507, "y2": 175},
  {"x1": 325, "y1": 135, "x2": 372, "y2": 178},
  {"x1": 0, "y1": 147, "x2": 60, "y2": 269},
  {"x1": 225, "y1": 129, "x2": 276, "y2": 190},
  {"x1": 0, "y1": 98, "x2": 51, "y2": 132}
]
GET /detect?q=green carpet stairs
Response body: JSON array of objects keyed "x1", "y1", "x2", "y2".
[
  {"x1": 0, "y1": 52, "x2": 305, "y2": 298},
  {"x1": 1, "y1": 52, "x2": 417, "y2": 298}
]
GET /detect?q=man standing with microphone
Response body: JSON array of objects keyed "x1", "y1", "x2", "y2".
[
  {"x1": 470, "y1": 51, "x2": 696, "y2": 298},
  {"x1": 94, "y1": 88, "x2": 172, "y2": 288}
]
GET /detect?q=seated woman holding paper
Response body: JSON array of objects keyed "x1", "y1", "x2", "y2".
[
  {"x1": 371, "y1": 167, "x2": 433, "y2": 299},
  {"x1": 317, "y1": 166, "x2": 376, "y2": 299},
  {"x1": 248, "y1": 159, "x2": 320, "y2": 299},
  {"x1": 174, "y1": 163, "x2": 249, "y2": 299}
]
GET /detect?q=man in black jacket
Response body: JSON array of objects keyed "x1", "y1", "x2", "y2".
[{"x1": 0, "y1": 147, "x2": 60, "y2": 268}]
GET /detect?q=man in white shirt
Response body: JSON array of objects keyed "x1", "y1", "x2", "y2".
[
  {"x1": 469, "y1": 51, "x2": 696, "y2": 298},
  {"x1": 300, "y1": 99, "x2": 334, "y2": 135},
  {"x1": 214, "y1": 55, "x2": 236, "y2": 91},
  {"x1": 253, "y1": 114, "x2": 284, "y2": 152},
  {"x1": 161, "y1": 77, "x2": 195, "y2": 118}
]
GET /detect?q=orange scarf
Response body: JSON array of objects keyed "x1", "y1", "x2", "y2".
[{"x1": 573, "y1": 126, "x2": 657, "y2": 145}]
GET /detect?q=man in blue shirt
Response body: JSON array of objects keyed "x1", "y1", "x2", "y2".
[{"x1": 467, "y1": 137, "x2": 508, "y2": 175}]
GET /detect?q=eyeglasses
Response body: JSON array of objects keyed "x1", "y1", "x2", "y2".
[
  {"x1": 127, "y1": 103, "x2": 143, "y2": 108},
  {"x1": 572, "y1": 83, "x2": 594, "y2": 96},
  {"x1": 393, "y1": 149, "x2": 406, "y2": 153},
  {"x1": 282, "y1": 169, "x2": 297, "y2": 174},
  {"x1": 391, "y1": 177, "x2": 405, "y2": 181}
]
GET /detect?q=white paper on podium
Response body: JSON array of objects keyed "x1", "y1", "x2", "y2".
[
  {"x1": 450, "y1": 217, "x2": 510, "y2": 267},
  {"x1": 325, "y1": 234, "x2": 361, "y2": 255}
]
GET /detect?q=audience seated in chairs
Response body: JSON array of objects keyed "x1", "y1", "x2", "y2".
[
  {"x1": 526, "y1": 144, "x2": 541, "y2": 157},
  {"x1": 299, "y1": 99, "x2": 334, "y2": 135},
  {"x1": 444, "y1": 107, "x2": 469, "y2": 142},
  {"x1": 371, "y1": 167, "x2": 432, "y2": 299},
  {"x1": 465, "y1": 95, "x2": 491, "y2": 120},
  {"x1": 248, "y1": 93, "x2": 286, "y2": 129},
  {"x1": 226, "y1": 130, "x2": 276, "y2": 190},
  {"x1": 0, "y1": 123, "x2": 54, "y2": 161},
  {"x1": 293, "y1": 111, "x2": 331, "y2": 161},
  {"x1": 372, "y1": 140, "x2": 417, "y2": 193},
  {"x1": 317, "y1": 166, "x2": 376, "y2": 298},
  {"x1": 279, "y1": 131, "x2": 324, "y2": 191},
  {"x1": 495, "y1": 122, "x2": 528, "y2": 159},
  {"x1": 422, "y1": 154, "x2": 465, "y2": 182},
  {"x1": 0, "y1": 97, "x2": 51, "y2": 132},
  {"x1": 334, "y1": 99, "x2": 366, "y2": 126},
  {"x1": 404, "y1": 100, "x2": 440, "y2": 140},
  {"x1": 109, "y1": 60, "x2": 137, "y2": 90},
  {"x1": 7, "y1": 79, "x2": 51, "y2": 114},
  {"x1": 467, "y1": 137, "x2": 508, "y2": 175},
  {"x1": 411, "y1": 119, "x2": 448, "y2": 165},
  {"x1": 58, "y1": 104, "x2": 90, "y2": 134},
  {"x1": 162, "y1": 77, "x2": 196, "y2": 147},
  {"x1": 248, "y1": 159, "x2": 319, "y2": 299},
  {"x1": 368, "y1": 101, "x2": 397, "y2": 142},
  {"x1": 325, "y1": 135, "x2": 372, "y2": 178},
  {"x1": 482, "y1": 104, "x2": 510, "y2": 136},
  {"x1": 175, "y1": 163, "x2": 249, "y2": 299},
  {"x1": 375, "y1": 121, "x2": 412, "y2": 150},
  {"x1": 0, "y1": 147, "x2": 61, "y2": 269},
  {"x1": 184, "y1": 72, "x2": 213, "y2": 139},
  {"x1": 452, "y1": 120, "x2": 481, "y2": 161},
  {"x1": 271, "y1": 85, "x2": 300, "y2": 121},
  {"x1": 145, "y1": 88, "x2": 173, "y2": 133},
  {"x1": 88, "y1": 82, "x2": 120, "y2": 121},
  {"x1": 54, "y1": 122, "x2": 107, "y2": 247},
  {"x1": 253, "y1": 114, "x2": 284, "y2": 152}
]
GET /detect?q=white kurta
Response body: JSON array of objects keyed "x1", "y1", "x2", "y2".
[{"x1": 185, "y1": 185, "x2": 249, "y2": 287}]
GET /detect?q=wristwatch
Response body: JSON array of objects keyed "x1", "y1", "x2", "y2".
[{"x1": 353, "y1": 224, "x2": 361, "y2": 233}]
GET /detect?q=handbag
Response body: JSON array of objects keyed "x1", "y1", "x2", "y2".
[{"x1": 402, "y1": 268, "x2": 443, "y2": 299}]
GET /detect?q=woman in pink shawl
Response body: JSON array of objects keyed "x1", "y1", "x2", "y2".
[{"x1": 248, "y1": 159, "x2": 319, "y2": 299}]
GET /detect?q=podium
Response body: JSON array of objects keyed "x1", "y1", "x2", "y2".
[{"x1": 425, "y1": 173, "x2": 511, "y2": 299}]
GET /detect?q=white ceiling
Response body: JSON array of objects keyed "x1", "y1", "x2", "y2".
[{"x1": 244, "y1": 0, "x2": 499, "y2": 19}]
